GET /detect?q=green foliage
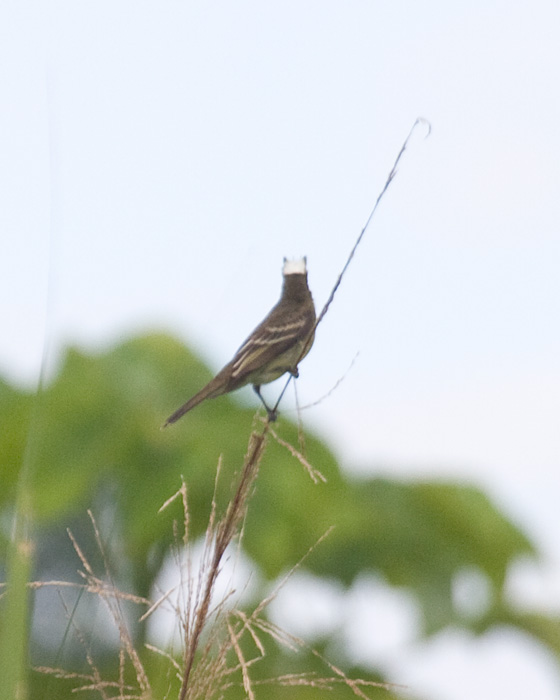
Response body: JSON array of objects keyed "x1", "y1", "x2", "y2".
[
  {"x1": 304, "y1": 479, "x2": 534, "y2": 634},
  {"x1": 472, "y1": 602, "x2": 560, "y2": 658},
  {"x1": 0, "y1": 332, "x2": 556, "y2": 700},
  {"x1": 0, "y1": 527, "x2": 32, "y2": 700},
  {"x1": 0, "y1": 375, "x2": 34, "y2": 700}
]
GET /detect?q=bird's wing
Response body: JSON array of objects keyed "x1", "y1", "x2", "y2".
[{"x1": 230, "y1": 309, "x2": 314, "y2": 380}]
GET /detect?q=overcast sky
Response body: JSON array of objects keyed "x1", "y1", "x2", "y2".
[{"x1": 2, "y1": 2, "x2": 560, "y2": 698}]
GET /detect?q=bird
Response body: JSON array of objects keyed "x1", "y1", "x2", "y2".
[{"x1": 163, "y1": 257, "x2": 316, "y2": 426}]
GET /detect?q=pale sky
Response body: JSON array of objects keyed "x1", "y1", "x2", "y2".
[{"x1": 2, "y1": 2, "x2": 560, "y2": 698}]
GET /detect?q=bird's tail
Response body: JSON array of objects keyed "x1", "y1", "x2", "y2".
[{"x1": 161, "y1": 373, "x2": 227, "y2": 428}]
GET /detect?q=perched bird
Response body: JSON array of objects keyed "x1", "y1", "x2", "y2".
[{"x1": 163, "y1": 257, "x2": 316, "y2": 426}]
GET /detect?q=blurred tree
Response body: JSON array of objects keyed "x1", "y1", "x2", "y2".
[{"x1": 0, "y1": 333, "x2": 558, "y2": 700}]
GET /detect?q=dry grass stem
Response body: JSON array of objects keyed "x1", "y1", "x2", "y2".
[
  {"x1": 311, "y1": 118, "x2": 430, "y2": 339},
  {"x1": 145, "y1": 643, "x2": 183, "y2": 677},
  {"x1": 232, "y1": 610, "x2": 266, "y2": 656},
  {"x1": 177, "y1": 425, "x2": 269, "y2": 700},
  {"x1": 138, "y1": 585, "x2": 178, "y2": 623},
  {"x1": 252, "y1": 526, "x2": 335, "y2": 623},
  {"x1": 51, "y1": 587, "x2": 113, "y2": 699},
  {"x1": 37, "y1": 513, "x2": 153, "y2": 698},
  {"x1": 292, "y1": 379, "x2": 309, "y2": 458},
  {"x1": 268, "y1": 425, "x2": 327, "y2": 484},
  {"x1": 300, "y1": 351, "x2": 360, "y2": 411},
  {"x1": 33, "y1": 667, "x2": 95, "y2": 682},
  {"x1": 86, "y1": 510, "x2": 151, "y2": 695},
  {"x1": 36, "y1": 421, "x2": 393, "y2": 700},
  {"x1": 274, "y1": 118, "x2": 430, "y2": 416},
  {"x1": 159, "y1": 479, "x2": 190, "y2": 547},
  {"x1": 312, "y1": 650, "x2": 388, "y2": 698},
  {"x1": 227, "y1": 619, "x2": 256, "y2": 700},
  {"x1": 30, "y1": 579, "x2": 150, "y2": 606}
]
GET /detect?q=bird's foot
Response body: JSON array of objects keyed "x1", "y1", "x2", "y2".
[{"x1": 266, "y1": 407, "x2": 278, "y2": 422}]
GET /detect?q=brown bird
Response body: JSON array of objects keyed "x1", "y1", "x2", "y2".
[{"x1": 163, "y1": 257, "x2": 316, "y2": 426}]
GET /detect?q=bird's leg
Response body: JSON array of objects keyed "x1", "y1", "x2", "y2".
[
  {"x1": 253, "y1": 385, "x2": 278, "y2": 422},
  {"x1": 271, "y1": 368, "x2": 298, "y2": 418}
]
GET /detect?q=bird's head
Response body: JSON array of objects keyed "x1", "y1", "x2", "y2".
[{"x1": 282, "y1": 257, "x2": 307, "y2": 276}]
